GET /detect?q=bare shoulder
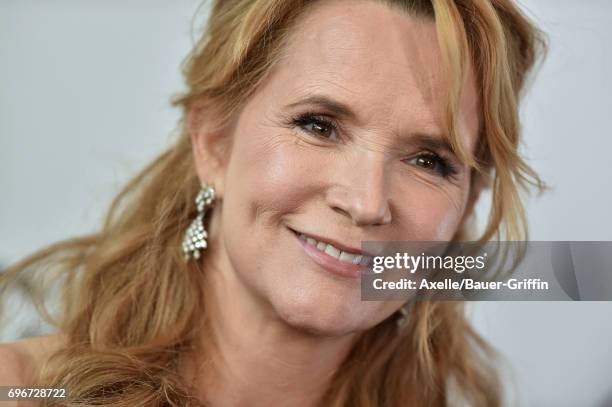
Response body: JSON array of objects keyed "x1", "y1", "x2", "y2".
[
  {"x1": 0, "y1": 342, "x2": 27, "y2": 386},
  {"x1": 0, "y1": 333, "x2": 68, "y2": 386}
]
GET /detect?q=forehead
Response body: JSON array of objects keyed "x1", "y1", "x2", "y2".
[{"x1": 269, "y1": 0, "x2": 480, "y2": 150}]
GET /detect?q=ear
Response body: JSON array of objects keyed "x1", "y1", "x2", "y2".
[{"x1": 188, "y1": 101, "x2": 232, "y2": 198}]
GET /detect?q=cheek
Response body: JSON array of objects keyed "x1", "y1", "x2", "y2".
[
  {"x1": 429, "y1": 200, "x2": 466, "y2": 238},
  {"x1": 217, "y1": 123, "x2": 310, "y2": 294},
  {"x1": 394, "y1": 180, "x2": 468, "y2": 240},
  {"x1": 226, "y1": 129, "x2": 313, "y2": 224}
]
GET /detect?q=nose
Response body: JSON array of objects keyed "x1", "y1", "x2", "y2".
[{"x1": 325, "y1": 150, "x2": 392, "y2": 227}]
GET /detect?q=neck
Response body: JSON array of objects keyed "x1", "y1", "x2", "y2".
[{"x1": 183, "y1": 244, "x2": 359, "y2": 407}]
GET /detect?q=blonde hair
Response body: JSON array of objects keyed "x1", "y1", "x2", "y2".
[{"x1": 1, "y1": 0, "x2": 546, "y2": 405}]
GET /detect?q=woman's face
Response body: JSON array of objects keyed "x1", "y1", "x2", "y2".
[{"x1": 194, "y1": 0, "x2": 481, "y2": 336}]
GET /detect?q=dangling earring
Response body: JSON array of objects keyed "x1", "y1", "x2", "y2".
[
  {"x1": 182, "y1": 183, "x2": 216, "y2": 261},
  {"x1": 396, "y1": 302, "x2": 411, "y2": 331}
]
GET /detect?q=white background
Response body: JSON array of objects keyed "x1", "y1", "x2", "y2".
[{"x1": 1, "y1": 1, "x2": 611, "y2": 405}]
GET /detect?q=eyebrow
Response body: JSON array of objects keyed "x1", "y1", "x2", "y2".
[
  {"x1": 285, "y1": 95, "x2": 357, "y2": 121},
  {"x1": 284, "y1": 94, "x2": 457, "y2": 157},
  {"x1": 407, "y1": 133, "x2": 455, "y2": 157}
]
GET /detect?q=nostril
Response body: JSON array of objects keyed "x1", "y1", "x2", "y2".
[
  {"x1": 331, "y1": 206, "x2": 353, "y2": 220},
  {"x1": 326, "y1": 186, "x2": 391, "y2": 227}
]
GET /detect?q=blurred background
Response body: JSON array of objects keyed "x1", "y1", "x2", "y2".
[{"x1": 1, "y1": 0, "x2": 611, "y2": 405}]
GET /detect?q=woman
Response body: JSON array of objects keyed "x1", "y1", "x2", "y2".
[{"x1": 0, "y1": 0, "x2": 545, "y2": 405}]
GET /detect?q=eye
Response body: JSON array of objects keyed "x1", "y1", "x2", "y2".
[
  {"x1": 405, "y1": 152, "x2": 458, "y2": 179},
  {"x1": 291, "y1": 113, "x2": 339, "y2": 141}
]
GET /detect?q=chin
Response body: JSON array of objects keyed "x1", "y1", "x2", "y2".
[
  {"x1": 281, "y1": 311, "x2": 359, "y2": 337},
  {"x1": 271, "y1": 294, "x2": 370, "y2": 337}
]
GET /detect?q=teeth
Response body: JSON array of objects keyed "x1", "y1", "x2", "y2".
[
  {"x1": 338, "y1": 251, "x2": 355, "y2": 262},
  {"x1": 299, "y1": 233, "x2": 370, "y2": 265},
  {"x1": 324, "y1": 244, "x2": 340, "y2": 258}
]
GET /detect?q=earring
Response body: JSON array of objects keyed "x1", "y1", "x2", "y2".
[
  {"x1": 182, "y1": 183, "x2": 216, "y2": 261},
  {"x1": 396, "y1": 302, "x2": 411, "y2": 330}
]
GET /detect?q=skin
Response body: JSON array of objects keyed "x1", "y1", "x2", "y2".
[
  {"x1": 0, "y1": 335, "x2": 68, "y2": 407},
  {"x1": 185, "y1": 0, "x2": 482, "y2": 405}
]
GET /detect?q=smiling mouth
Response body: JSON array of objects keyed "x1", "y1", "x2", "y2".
[{"x1": 288, "y1": 228, "x2": 374, "y2": 267}]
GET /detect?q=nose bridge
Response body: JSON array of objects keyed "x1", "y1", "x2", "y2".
[{"x1": 326, "y1": 148, "x2": 392, "y2": 226}]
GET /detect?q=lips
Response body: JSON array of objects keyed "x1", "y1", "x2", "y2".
[
  {"x1": 297, "y1": 231, "x2": 372, "y2": 265},
  {"x1": 289, "y1": 227, "x2": 376, "y2": 279}
]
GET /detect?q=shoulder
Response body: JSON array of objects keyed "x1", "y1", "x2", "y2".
[
  {"x1": 0, "y1": 333, "x2": 67, "y2": 386},
  {"x1": 0, "y1": 342, "x2": 27, "y2": 386},
  {"x1": 0, "y1": 342, "x2": 29, "y2": 407}
]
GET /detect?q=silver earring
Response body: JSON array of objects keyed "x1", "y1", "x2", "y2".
[
  {"x1": 182, "y1": 183, "x2": 216, "y2": 261},
  {"x1": 396, "y1": 302, "x2": 411, "y2": 330}
]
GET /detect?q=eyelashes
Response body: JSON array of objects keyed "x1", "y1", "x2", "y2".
[
  {"x1": 404, "y1": 152, "x2": 459, "y2": 179},
  {"x1": 290, "y1": 112, "x2": 339, "y2": 141},
  {"x1": 288, "y1": 111, "x2": 460, "y2": 180}
]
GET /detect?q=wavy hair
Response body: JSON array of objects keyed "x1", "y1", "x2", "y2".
[{"x1": 0, "y1": 0, "x2": 546, "y2": 405}]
